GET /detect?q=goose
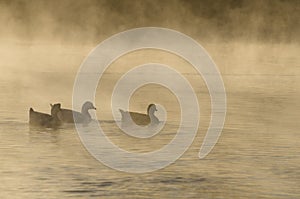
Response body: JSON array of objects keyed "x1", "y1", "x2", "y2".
[
  {"x1": 29, "y1": 103, "x2": 62, "y2": 128},
  {"x1": 50, "y1": 101, "x2": 96, "y2": 124},
  {"x1": 119, "y1": 104, "x2": 159, "y2": 126}
]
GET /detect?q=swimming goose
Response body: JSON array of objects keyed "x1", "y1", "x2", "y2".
[
  {"x1": 50, "y1": 101, "x2": 96, "y2": 124},
  {"x1": 119, "y1": 104, "x2": 159, "y2": 126},
  {"x1": 29, "y1": 103, "x2": 62, "y2": 128}
]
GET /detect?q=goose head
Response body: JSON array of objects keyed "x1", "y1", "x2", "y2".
[
  {"x1": 81, "y1": 101, "x2": 96, "y2": 113},
  {"x1": 147, "y1": 104, "x2": 157, "y2": 115},
  {"x1": 50, "y1": 103, "x2": 61, "y2": 118}
]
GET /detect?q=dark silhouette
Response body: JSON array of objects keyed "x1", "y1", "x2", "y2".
[
  {"x1": 119, "y1": 104, "x2": 159, "y2": 126},
  {"x1": 50, "y1": 101, "x2": 96, "y2": 124},
  {"x1": 29, "y1": 104, "x2": 61, "y2": 128}
]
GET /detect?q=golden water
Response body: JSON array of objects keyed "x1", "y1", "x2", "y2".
[{"x1": 0, "y1": 43, "x2": 299, "y2": 198}]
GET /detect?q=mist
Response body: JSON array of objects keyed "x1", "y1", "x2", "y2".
[
  {"x1": 0, "y1": 0, "x2": 299, "y2": 44},
  {"x1": 1, "y1": 1, "x2": 300, "y2": 197},
  {"x1": 0, "y1": 0, "x2": 299, "y2": 119}
]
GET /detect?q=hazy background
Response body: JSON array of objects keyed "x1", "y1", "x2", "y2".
[
  {"x1": 0, "y1": 0, "x2": 299, "y2": 119},
  {"x1": 0, "y1": 1, "x2": 299, "y2": 198},
  {"x1": 0, "y1": 0, "x2": 299, "y2": 43}
]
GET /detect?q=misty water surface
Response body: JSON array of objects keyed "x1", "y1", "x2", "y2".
[{"x1": 0, "y1": 41, "x2": 299, "y2": 198}]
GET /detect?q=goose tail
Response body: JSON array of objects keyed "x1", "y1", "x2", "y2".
[
  {"x1": 29, "y1": 108, "x2": 34, "y2": 124},
  {"x1": 119, "y1": 109, "x2": 128, "y2": 122},
  {"x1": 120, "y1": 109, "x2": 129, "y2": 118},
  {"x1": 119, "y1": 109, "x2": 125, "y2": 115}
]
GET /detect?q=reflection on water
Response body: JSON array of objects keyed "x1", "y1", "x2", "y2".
[{"x1": 0, "y1": 49, "x2": 300, "y2": 198}]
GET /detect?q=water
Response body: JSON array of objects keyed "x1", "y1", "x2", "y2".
[{"x1": 0, "y1": 44, "x2": 299, "y2": 198}]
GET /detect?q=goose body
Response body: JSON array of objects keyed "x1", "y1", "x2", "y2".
[
  {"x1": 119, "y1": 104, "x2": 159, "y2": 126},
  {"x1": 29, "y1": 104, "x2": 61, "y2": 128},
  {"x1": 51, "y1": 101, "x2": 96, "y2": 124}
]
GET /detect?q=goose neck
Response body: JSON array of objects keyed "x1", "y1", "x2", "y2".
[
  {"x1": 81, "y1": 108, "x2": 91, "y2": 118},
  {"x1": 149, "y1": 111, "x2": 155, "y2": 119}
]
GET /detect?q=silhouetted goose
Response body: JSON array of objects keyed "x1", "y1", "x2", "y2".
[
  {"x1": 29, "y1": 104, "x2": 61, "y2": 128},
  {"x1": 119, "y1": 104, "x2": 159, "y2": 126},
  {"x1": 51, "y1": 101, "x2": 96, "y2": 124}
]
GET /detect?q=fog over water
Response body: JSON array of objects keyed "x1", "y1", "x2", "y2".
[
  {"x1": 1, "y1": 0, "x2": 299, "y2": 43},
  {"x1": 1, "y1": 0, "x2": 299, "y2": 115},
  {"x1": 0, "y1": 1, "x2": 299, "y2": 198}
]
